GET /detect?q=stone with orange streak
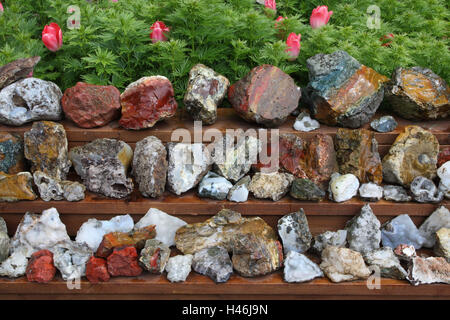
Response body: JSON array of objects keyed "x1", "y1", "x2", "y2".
[
  {"x1": 0, "y1": 171, "x2": 36, "y2": 202},
  {"x1": 0, "y1": 132, "x2": 25, "y2": 174}
]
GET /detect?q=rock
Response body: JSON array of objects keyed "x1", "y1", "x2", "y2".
[
  {"x1": 359, "y1": 183, "x2": 383, "y2": 201},
  {"x1": 198, "y1": 171, "x2": 233, "y2": 200},
  {"x1": 363, "y1": 247, "x2": 407, "y2": 280},
  {"x1": 418, "y1": 206, "x2": 450, "y2": 248},
  {"x1": 407, "y1": 256, "x2": 450, "y2": 285},
  {"x1": 383, "y1": 185, "x2": 412, "y2": 202},
  {"x1": 293, "y1": 111, "x2": 320, "y2": 132},
  {"x1": 394, "y1": 244, "x2": 417, "y2": 262},
  {"x1": 134, "y1": 208, "x2": 186, "y2": 247},
  {"x1": 228, "y1": 64, "x2": 301, "y2": 127},
  {"x1": 0, "y1": 78, "x2": 62, "y2": 126},
  {"x1": 0, "y1": 218, "x2": 8, "y2": 263},
  {"x1": 311, "y1": 230, "x2": 347, "y2": 254},
  {"x1": 139, "y1": 239, "x2": 170, "y2": 274},
  {"x1": 166, "y1": 254, "x2": 193, "y2": 282},
  {"x1": 62, "y1": 82, "x2": 121, "y2": 128},
  {"x1": 52, "y1": 242, "x2": 92, "y2": 281},
  {"x1": 26, "y1": 249, "x2": 56, "y2": 283},
  {"x1": 192, "y1": 246, "x2": 233, "y2": 283},
  {"x1": 320, "y1": 246, "x2": 371, "y2": 283},
  {"x1": 249, "y1": 172, "x2": 294, "y2": 201},
  {"x1": 132, "y1": 136, "x2": 167, "y2": 198},
  {"x1": 437, "y1": 161, "x2": 450, "y2": 199},
  {"x1": 438, "y1": 147, "x2": 450, "y2": 168},
  {"x1": 386, "y1": 67, "x2": 449, "y2": 121},
  {"x1": 166, "y1": 143, "x2": 212, "y2": 195},
  {"x1": 0, "y1": 171, "x2": 36, "y2": 202},
  {"x1": 69, "y1": 138, "x2": 134, "y2": 198},
  {"x1": 304, "y1": 51, "x2": 389, "y2": 128},
  {"x1": 0, "y1": 248, "x2": 28, "y2": 278},
  {"x1": 33, "y1": 171, "x2": 85, "y2": 202},
  {"x1": 0, "y1": 132, "x2": 25, "y2": 174},
  {"x1": 283, "y1": 251, "x2": 323, "y2": 283},
  {"x1": 85, "y1": 256, "x2": 110, "y2": 283},
  {"x1": 345, "y1": 204, "x2": 381, "y2": 255},
  {"x1": 289, "y1": 178, "x2": 326, "y2": 201},
  {"x1": 382, "y1": 126, "x2": 439, "y2": 186},
  {"x1": 277, "y1": 210, "x2": 312, "y2": 254},
  {"x1": 279, "y1": 133, "x2": 307, "y2": 178},
  {"x1": 381, "y1": 214, "x2": 426, "y2": 249},
  {"x1": 184, "y1": 64, "x2": 229, "y2": 125},
  {"x1": 107, "y1": 246, "x2": 143, "y2": 277},
  {"x1": 75, "y1": 215, "x2": 134, "y2": 251},
  {"x1": 119, "y1": 76, "x2": 177, "y2": 130},
  {"x1": 335, "y1": 128, "x2": 382, "y2": 184},
  {"x1": 370, "y1": 116, "x2": 398, "y2": 133},
  {"x1": 435, "y1": 228, "x2": 450, "y2": 262},
  {"x1": 328, "y1": 173, "x2": 359, "y2": 202},
  {"x1": 227, "y1": 175, "x2": 250, "y2": 202},
  {"x1": 410, "y1": 176, "x2": 443, "y2": 203},
  {"x1": 0, "y1": 56, "x2": 41, "y2": 90},
  {"x1": 24, "y1": 121, "x2": 71, "y2": 180}
]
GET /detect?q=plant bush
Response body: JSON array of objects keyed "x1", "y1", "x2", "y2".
[{"x1": 0, "y1": 0, "x2": 448, "y2": 103}]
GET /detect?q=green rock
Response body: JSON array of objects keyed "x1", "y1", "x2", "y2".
[{"x1": 290, "y1": 178, "x2": 325, "y2": 201}]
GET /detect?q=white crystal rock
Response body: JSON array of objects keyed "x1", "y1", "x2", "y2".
[
  {"x1": 381, "y1": 214, "x2": 426, "y2": 249},
  {"x1": 329, "y1": 173, "x2": 359, "y2": 202},
  {"x1": 75, "y1": 214, "x2": 134, "y2": 251},
  {"x1": 359, "y1": 183, "x2": 383, "y2": 201},
  {"x1": 345, "y1": 204, "x2": 381, "y2": 255},
  {"x1": 437, "y1": 161, "x2": 450, "y2": 199},
  {"x1": 283, "y1": 251, "x2": 323, "y2": 283},
  {"x1": 0, "y1": 247, "x2": 28, "y2": 278},
  {"x1": 52, "y1": 242, "x2": 92, "y2": 280},
  {"x1": 197, "y1": 171, "x2": 233, "y2": 200},
  {"x1": 312, "y1": 230, "x2": 347, "y2": 254},
  {"x1": 418, "y1": 206, "x2": 450, "y2": 248},
  {"x1": 134, "y1": 208, "x2": 187, "y2": 247},
  {"x1": 227, "y1": 176, "x2": 250, "y2": 203},
  {"x1": 166, "y1": 254, "x2": 193, "y2": 282},
  {"x1": 383, "y1": 185, "x2": 412, "y2": 202},
  {"x1": 364, "y1": 247, "x2": 407, "y2": 280},
  {"x1": 293, "y1": 112, "x2": 320, "y2": 132},
  {"x1": 407, "y1": 256, "x2": 450, "y2": 285}
]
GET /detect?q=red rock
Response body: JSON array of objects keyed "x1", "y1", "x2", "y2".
[
  {"x1": 62, "y1": 82, "x2": 121, "y2": 128},
  {"x1": 279, "y1": 134, "x2": 308, "y2": 178},
  {"x1": 119, "y1": 76, "x2": 178, "y2": 130},
  {"x1": 306, "y1": 134, "x2": 338, "y2": 187},
  {"x1": 107, "y1": 246, "x2": 143, "y2": 277},
  {"x1": 26, "y1": 249, "x2": 56, "y2": 283},
  {"x1": 85, "y1": 256, "x2": 110, "y2": 283},
  {"x1": 438, "y1": 147, "x2": 450, "y2": 168}
]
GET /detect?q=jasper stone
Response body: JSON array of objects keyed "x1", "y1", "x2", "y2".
[
  {"x1": 279, "y1": 133, "x2": 307, "y2": 178},
  {"x1": 335, "y1": 128, "x2": 382, "y2": 184},
  {"x1": 410, "y1": 176, "x2": 443, "y2": 203},
  {"x1": 0, "y1": 132, "x2": 25, "y2": 174},
  {"x1": 383, "y1": 185, "x2": 412, "y2": 202},
  {"x1": 26, "y1": 250, "x2": 56, "y2": 283},
  {"x1": 119, "y1": 76, "x2": 177, "y2": 130},
  {"x1": 139, "y1": 239, "x2": 170, "y2": 274},
  {"x1": 85, "y1": 256, "x2": 110, "y2": 283},
  {"x1": 33, "y1": 171, "x2": 85, "y2": 202},
  {"x1": 345, "y1": 204, "x2": 381, "y2": 255},
  {"x1": 386, "y1": 67, "x2": 449, "y2": 121},
  {"x1": 290, "y1": 178, "x2": 325, "y2": 201},
  {"x1": 381, "y1": 214, "x2": 426, "y2": 249},
  {"x1": 370, "y1": 115, "x2": 397, "y2": 133},
  {"x1": 62, "y1": 82, "x2": 121, "y2": 128},
  {"x1": 0, "y1": 56, "x2": 41, "y2": 90},
  {"x1": 277, "y1": 209, "x2": 312, "y2": 254},
  {"x1": 184, "y1": 64, "x2": 229, "y2": 125},
  {"x1": 197, "y1": 171, "x2": 233, "y2": 200},
  {"x1": 24, "y1": 121, "x2": 71, "y2": 180},
  {"x1": 192, "y1": 246, "x2": 233, "y2": 283},
  {"x1": 107, "y1": 246, "x2": 143, "y2": 277},
  {"x1": 132, "y1": 136, "x2": 167, "y2": 198},
  {"x1": 304, "y1": 51, "x2": 389, "y2": 128},
  {"x1": 407, "y1": 256, "x2": 450, "y2": 285},
  {"x1": 382, "y1": 126, "x2": 439, "y2": 187},
  {"x1": 249, "y1": 172, "x2": 294, "y2": 201},
  {"x1": 0, "y1": 172, "x2": 36, "y2": 202},
  {"x1": 228, "y1": 64, "x2": 301, "y2": 127}
]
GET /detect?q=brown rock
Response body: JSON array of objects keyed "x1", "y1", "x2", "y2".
[
  {"x1": 0, "y1": 132, "x2": 25, "y2": 174},
  {"x1": 407, "y1": 256, "x2": 450, "y2": 285},
  {"x1": 438, "y1": 147, "x2": 450, "y2": 168},
  {"x1": 279, "y1": 133, "x2": 308, "y2": 179},
  {"x1": 0, "y1": 172, "x2": 36, "y2": 202},
  {"x1": 106, "y1": 246, "x2": 143, "y2": 277},
  {"x1": 0, "y1": 56, "x2": 40, "y2": 90},
  {"x1": 26, "y1": 249, "x2": 56, "y2": 283}
]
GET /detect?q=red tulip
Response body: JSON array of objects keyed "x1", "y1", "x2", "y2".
[
  {"x1": 150, "y1": 21, "x2": 170, "y2": 43},
  {"x1": 264, "y1": 0, "x2": 276, "y2": 11},
  {"x1": 310, "y1": 6, "x2": 333, "y2": 29},
  {"x1": 286, "y1": 33, "x2": 301, "y2": 61},
  {"x1": 380, "y1": 33, "x2": 395, "y2": 47},
  {"x1": 42, "y1": 23, "x2": 63, "y2": 52}
]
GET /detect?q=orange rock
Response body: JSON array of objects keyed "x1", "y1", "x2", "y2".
[{"x1": 0, "y1": 172, "x2": 36, "y2": 202}]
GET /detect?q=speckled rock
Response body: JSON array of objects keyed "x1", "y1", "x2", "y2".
[
  {"x1": 0, "y1": 132, "x2": 25, "y2": 174},
  {"x1": 293, "y1": 111, "x2": 320, "y2": 132},
  {"x1": 0, "y1": 56, "x2": 40, "y2": 90},
  {"x1": 139, "y1": 239, "x2": 170, "y2": 274},
  {"x1": 359, "y1": 182, "x2": 383, "y2": 202},
  {"x1": 394, "y1": 244, "x2": 417, "y2": 262},
  {"x1": 410, "y1": 176, "x2": 443, "y2": 203},
  {"x1": 383, "y1": 185, "x2": 412, "y2": 202},
  {"x1": 0, "y1": 217, "x2": 9, "y2": 263},
  {"x1": 363, "y1": 247, "x2": 407, "y2": 280},
  {"x1": 418, "y1": 206, "x2": 450, "y2": 248},
  {"x1": 381, "y1": 214, "x2": 426, "y2": 249},
  {"x1": 0, "y1": 171, "x2": 36, "y2": 202},
  {"x1": 370, "y1": 116, "x2": 397, "y2": 133},
  {"x1": 227, "y1": 175, "x2": 250, "y2": 202},
  {"x1": 311, "y1": 230, "x2": 347, "y2": 254},
  {"x1": 192, "y1": 246, "x2": 233, "y2": 283},
  {"x1": 289, "y1": 178, "x2": 326, "y2": 201},
  {"x1": 328, "y1": 173, "x2": 359, "y2": 202},
  {"x1": 437, "y1": 161, "x2": 450, "y2": 199},
  {"x1": 407, "y1": 256, "x2": 450, "y2": 285},
  {"x1": 33, "y1": 171, "x2": 85, "y2": 202},
  {"x1": 345, "y1": 204, "x2": 381, "y2": 255},
  {"x1": 52, "y1": 242, "x2": 92, "y2": 281},
  {"x1": 166, "y1": 254, "x2": 193, "y2": 282},
  {"x1": 198, "y1": 171, "x2": 233, "y2": 200},
  {"x1": 438, "y1": 148, "x2": 450, "y2": 168},
  {"x1": 249, "y1": 172, "x2": 294, "y2": 201},
  {"x1": 277, "y1": 210, "x2": 312, "y2": 254},
  {"x1": 283, "y1": 251, "x2": 323, "y2": 283}
]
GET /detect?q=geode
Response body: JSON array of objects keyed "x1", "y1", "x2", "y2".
[{"x1": 410, "y1": 176, "x2": 444, "y2": 203}]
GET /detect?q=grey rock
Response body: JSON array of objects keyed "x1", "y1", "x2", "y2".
[
  {"x1": 293, "y1": 112, "x2": 320, "y2": 132},
  {"x1": 33, "y1": 171, "x2": 85, "y2": 202},
  {"x1": 283, "y1": 251, "x2": 323, "y2": 283},
  {"x1": 52, "y1": 241, "x2": 92, "y2": 281},
  {"x1": 0, "y1": 217, "x2": 9, "y2": 263},
  {"x1": 249, "y1": 172, "x2": 294, "y2": 201},
  {"x1": 407, "y1": 256, "x2": 450, "y2": 285},
  {"x1": 359, "y1": 182, "x2": 383, "y2": 202},
  {"x1": 383, "y1": 185, "x2": 412, "y2": 202},
  {"x1": 290, "y1": 178, "x2": 326, "y2": 201},
  {"x1": 0, "y1": 56, "x2": 41, "y2": 90},
  {"x1": 277, "y1": 209, "x2": 312, "y2": 254},
  {"x1": 364, "y1": 247, "x2": 407, "y2": 280},
  {"x1": 0, "y1": 247, "x2": 28, "y2": 278},
  {"x1": 192, "y1": 246, "x2": 233, "y2": 283},
  {"x1": 370, "y1": 116, "x2": 398, "y2": 133},
  {"x1": 410, "y1": 176, "x2": 444, "y2": 203},
  {"x1": 166, "y1": 254, "x2": 193, "y2": 282},
  {"x1": 227, "y1": 175, "x2": 250, "y2": 202},
  {"x1": 437, "y1": 161, "x2": 450, "y2": 199},
  {"x1": 139, "y1": 239, "x2": 170, "y2": 274},
  {"x1": 381, "y1": 214, "x2": 426, "y2": 249},
  {"x1": 311, "y1": 230, "x2": 347, "y2": 254},
  {"x1": 345, "y1": 204, "x2": 381, "y2": 255},
  {"x1": 198, "y1": 171, "x2": 233, "y2": 200},
  {"x1": 418, "y1": 206, "x2": 450, "y2": 248}
]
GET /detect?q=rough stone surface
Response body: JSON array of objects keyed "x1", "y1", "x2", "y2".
[
  {"x1": 290, "y1": 178, "x2": 326, "y2": 201},
  {"x1": 434, "y1": 228, "x2": 450, "y2": 262},
  {"x1": 52, "y1": 242, "x2": 92, "y2": 281},
  {"x1": 85, "y1": 256, "x2": 110, "y2": 283},
  {"x1": 438, "y1": 147, "x2": 450, "y2": 168},
  {"x1": 107, "y1": 246, "x2": 143, "y2": 277},
  {"x1": 304, "y1": 50, "x2": 389, "y2": 128},
  {"x1": 139, "y1": 239, "x2": 170, "y2": 274},
  {"x1": 394, "y1": 244, "x2": 417, "y2": 262},
  {"x1": 418, "y1": 206, "x2": 450, "y2": 248},
  {"x1": 227, "y1": 175, "x2": 250, "y2": 202},
  {"x1": 363, "y1": 247, "x2": 407, "y2": 280},
  {"x1": 293, "y1": 111, "x2": 320, "y2": 132},
  {"x1": 69, "y1": 138, "x2": 134, "y2": 198},
  {"x1": 0, "y1": 248, "x2": 28, "y2": 278},
  {"x1": 24, "y1": 121, "x2": 71, "y2": 180},
  {"x1": 386, "y1": 67, "x2": 450, "y2": 121},
  {"x1": 407, "y1": 256, "x2": 450, "y2": 285},
  {"x1": 0, "y1": 78, "x2": 62, "y2": 126},
  {"x1": 311, "y1": 230, "x2": 347, "y2": 254},
  {"x1": 345, "y1": 204, "x2": 381, "y2": 255},
  {"x1": 62, "y1": 82, "x2": 121, "y2": 128},
  {"x1": 382, "y1": 126, "x2": 439, "y2": 186},
  {"x1": 328, "y1": 173, "x2": 359, "y2": 202},
  {"x1": 383, "y1": 185, "x2": 412, "y2": 202},
  {"x1": 283, "y1": 251, "x2": 323, "y2": 283},
  {"x1": 26, "y1": 249, "x2": 56, "y2": 283},
  {"x1": 370, "y1": 115, "x2": 398, "y2": 133},
  {"x1": 192, "y1": 246, "x2": 233, "y2": 283},
  {"x1": 381, "y1": 214, "x2": 426, "y2": 249},
  {"x1": 0, "y1": 132, "x2": 25, "y2": 174},
  {"x1": 277, "y1": 210, "x2": 312, "y2": 254},
  {"x1": 119, "y1": 76, "x2": 177, "y2": 130},
  {"x1": 0, "y1": 56, "x2": 41, "y2": 90},
  {"x1": 166, "y1": 254, "x2": 193, "y2": 282},
  {"x1": 249, "y1": 172, "x2": 294, "y2": 201},
  {"x1": 0, "y1": 217, "x2": 9, "y2": 263},
  {"x1": 359, "y1": 182, "x2": 383, "y2": 202},
  {"x1": 184, "y1": 64, "x2": 229, "y2": 125},
  {"x1": 228, "y1": 64, "x2": 301, "y2": 127},
  {"x1": 198, "y1": 171, "x2": 233, "y2": 200},
  {"x1": 33, "y1": 171, "x2": 85, "y2": 202},
  {"x1": 0, "y1": 171, "x2": 36, "y2": 202},
  {"x1": 437, "y1": 161, "x2": 450, "y2": 199},
  {"x1": 410, "y1": 176, "x2": 444, "y2": 203},
  {"x1": 132, "y1": 136, "x2": 167, "y2": 198}
]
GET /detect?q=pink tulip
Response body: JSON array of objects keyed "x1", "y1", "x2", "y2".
[
  {"x1": 150, "y1": 21, "x2": 170, "y2": 43},
  {"x1": 380, "y1": 33, "x2": 395, "y2": 47},
  {"x1": 286, "y1": 33, "x2": 301, "y2": 61},
  {"x1": 42, "y1": 23, "x2": 63, "y2": 52},
  {"x1": 310, "y1": 6, "x2": 333, "y2": 29},
  {"x1": 264, "y1": 0, "x2": 276, "y2": 11},
  {"x1": 0, "y1": 2, "x2": 3, "y2": 12},
  {"x1": 275, "y1": 16, "x2": 286, "y2": 27}
]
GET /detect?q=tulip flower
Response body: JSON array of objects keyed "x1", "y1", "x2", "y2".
[
  {"x1": 286, "y1": 33, "x2": 301, "y2": 61},
  {"x1": 275, "y1": 16, "x2": 286, "y2": 28},
  {"x1": 264, "y1": 0, "x2": 276, "y2": 11},
  {"x1": 150, "y1": 21, "x2": 170, "y2": 43},
  {"x1": 310, "y1": 6, "x2": 333, "y2": 29},
  {"x1": 380, "y1": 33, "x2": 395, "y2": 47},
  {"x1": 0, "y1": 2, "x2": 3, "y2": 13},
  {"x1": 42, "y1": 23, "x2": 63, "y2": 52}
]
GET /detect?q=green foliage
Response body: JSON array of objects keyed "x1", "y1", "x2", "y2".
[{"x1": 0, "y1": 0, "x2": 448, "y2": 104}]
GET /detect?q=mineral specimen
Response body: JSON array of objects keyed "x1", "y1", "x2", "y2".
[
  {"x1": 132, "y1": 136, "x2": 167, "y2": 198},
  {"x1": 394, "y1": 244, "x2": 417, "y2": 262},
  {"x1": 184, "y1": 64, "x2": 230, "y2": 125},
  {"x1": 293, "y1": 111, "x2": 320, "y2": 132},
  {"x1": 363, "y1": 247, "x2": 407, "y2": 280},
  {"x1": 383, "y1": 185, "x2": 412, "y2": 202},
  {"x1": 0, "y1": 78, "x2": 62, "y2": 126},
  {"x1": 381, "y1": 214, "x2": 426, "y2": 249},
  {"x1": 277, "y1": 210, "x2": 312, "y2": 254},
  {"x1": 33, "y1": 171, "x2": 85, "y2": 202},
  {"x1": 304, "y1": 50, "x2": 389, "y2": 128},
  {"x1": 418, "y1": 206, "x2": 450, "y2": 248},
  {"x1": 0, "y1": 248, "x2": 28, "y2": 278},
  {"x1": 228, "y1": 64, "x2": 301, "y2": 127},
  {"x1": 370, "y1": 115, "x2": 398, "y2": 133},
  {"x1": 119, "y1": 76, "x2": 178, "y2": 130},
  {"x1": 0, "y1": 132, "x2": 25, "y2": 174},
  {"x1": 359, "y1": 183, "x2": 383, "y2": 202},
  {"x1": 328, "y1": 173, "x2": 359, "y2": 203},
  {"x1": 306, "y1": 134, "x2": 338, "y2": 187},
  {"x1": 410, "y1": 176, "x2": 443, "y2": 203},
  {"x1": 197, "y1": 171, "x2": 233, "y2": 200},
  {"x1": 0, "y1": 56, "x2": 40, "y2": 90},
  {"x1": 407, "y1": 256, "x2": 450, "y2": 285},
  {"x1": 0, "y1": 172, "x2": 36, "y2": 202},
  {"x1": 26, "y1": 249, "x2": 56, "y2": 283},
  {"x1": 0, "y1": 217, "x2": 9, "y2": 263},
  {"x1": 311, "y1": 230, "x2": 347, "y2": 254},
  {"x1": 386, "y1": 67, "x2": 450, "y2": 121},
  {"x1": 166, "y1": 254, "x2": 193, "y2": 282},
  {"x1": 107, "y1": 246, "x2": 143, "y2": 277},
  {"x1": 85, "y1": 256, "x2": 110, "y2": 283},
  {"x1": 382, "y1": 126, "x2": 439, "y2": 186},
  {"x1": 289, "y1": 178, "x2": 326, "y2": 201},
  {"x1": 52, "y1": 242, "x2": 92, "y2": 281},
  {"x1": 69, "y1": 138, "x2": 134, "y2": 198},
  {"x1": 283, "y1": 251, "x2": 323, "y2": 283},
  {"x1": 24, "y1": 121, "x2": 71, "y2": 180},
  {"x1": 192, "y1": 246, "x2": 233, "y2": 283},
  {"x1": 438, "y1": 148, "x2": 450, "y2": 168},
  {"x1": 437, "y1": 161, "x2": 450, "y2": 199},
  {"x1": 62, "y1": 82, "x2": 121, "y2": 128},
  {"x1": 139, "y1": 239, "x2": 170, "y2": 274},
  {"x1": 227, "y1": 175, "x2": 250, "y2": 202},
  {"x1": 249, "y1": 172, "x2": 294, "y2": 201},
  {"x1": 345, "y1": 204, "x2": 381, "y2": 255},
  {"x1": 435, "y1": 228, "x2": 450, "y2": 262}
]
